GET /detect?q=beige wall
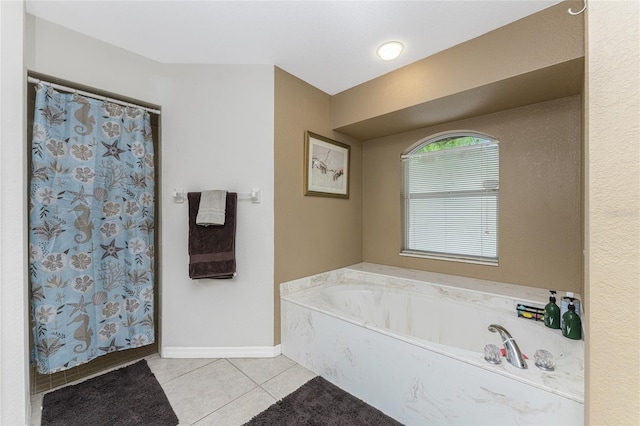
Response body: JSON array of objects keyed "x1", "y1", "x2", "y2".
[
  {"x1": 585, "y1": 0, "x2": 640, "y2": 423},
  {"x1": 274, "y1": 68, "x2": 363, "y2": 343},
  {"x1": 363, "y1": 96, "x2": 582, "y2": 292},
  {"x1": 332, "y1": 1, "x2": 584, "y2": 140}
]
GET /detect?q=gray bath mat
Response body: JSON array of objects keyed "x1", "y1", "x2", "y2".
[
  {"x1": 244, "y1": 376, "x2": 402, "y2": 425},
  {"x1": 41, "y1": 359, "x2": 178, "y2": 426}
]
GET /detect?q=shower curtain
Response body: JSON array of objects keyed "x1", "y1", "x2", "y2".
[{"x1": 29, "y1": 83, "x2": 155, "y2": 374}]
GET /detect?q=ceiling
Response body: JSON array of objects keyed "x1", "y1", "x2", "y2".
[{"x1": 25, "y1": 0, "x2": 563, "y2": 95}]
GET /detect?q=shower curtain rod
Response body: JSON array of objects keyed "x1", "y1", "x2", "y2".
[{"x1": 27, "y1": 76, "x2": 161, "y2": 115}]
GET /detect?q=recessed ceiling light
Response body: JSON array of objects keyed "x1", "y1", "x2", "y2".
[{"x1": 376, "y1": 41, "x2": 404, "y2": 61}]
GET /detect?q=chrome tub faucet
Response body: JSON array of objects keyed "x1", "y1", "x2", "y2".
[{"x1": 488, "y1": 324, "x2": 528, "y2": 369}]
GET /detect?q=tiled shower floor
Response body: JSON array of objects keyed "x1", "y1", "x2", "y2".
[
  {"x1": 30, "y1": 354, "x2": 317, "y2": 425},
  {"x1": 31, "y1": 344, "x2": 158, "y2": 394}
]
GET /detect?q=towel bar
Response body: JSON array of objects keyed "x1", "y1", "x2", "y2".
[
  {"x1": 238, "y1": 188, "x2": 261, "y2": 204},
  {"x1": 173, "y1": 188, "x2": 261, "y2": 204}
]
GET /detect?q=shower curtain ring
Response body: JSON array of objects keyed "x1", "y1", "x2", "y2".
[{"x1": 568, "y1": 0, "x2": 586, "y2": 15}]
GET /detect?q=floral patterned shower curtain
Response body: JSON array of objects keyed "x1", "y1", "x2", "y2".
[{"x1": 29, "y1": 83, "x2": 155, "y2": 374}]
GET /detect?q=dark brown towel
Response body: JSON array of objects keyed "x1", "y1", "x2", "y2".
[{"x1": 188, "y1": 192, "x2": 237, "y2": 279}]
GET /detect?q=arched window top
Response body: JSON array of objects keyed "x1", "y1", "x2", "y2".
[{"x1": 407, "y1": 131, "x2": 498, "y2": 155}]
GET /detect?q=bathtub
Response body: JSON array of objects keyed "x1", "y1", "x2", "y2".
[{"x1": 280, "y1": 263, "x2": 584, "y2": 425}]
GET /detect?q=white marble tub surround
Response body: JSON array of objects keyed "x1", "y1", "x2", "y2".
[{"x1": 281, "y1": 263, "x2": 584, "y2": 425}]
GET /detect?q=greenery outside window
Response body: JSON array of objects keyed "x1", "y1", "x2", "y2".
[{"x1": 401, "y1": 132, "x2": 499, "y2": 264}]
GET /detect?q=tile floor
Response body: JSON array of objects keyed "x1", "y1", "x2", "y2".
[{"x1": 30, "y1": 354, "x2": 317, "y2": 426}]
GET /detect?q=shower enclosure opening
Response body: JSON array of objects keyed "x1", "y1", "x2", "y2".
[{"x1": 27, "y1": 74, "x2": 161, "y2": 393}]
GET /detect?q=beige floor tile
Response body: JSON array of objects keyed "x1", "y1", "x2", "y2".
[
  {"x1": 193, "y1": 387, "x2": 276, "y2": 426},
  {"x1": 145, "y1": 354, "x2": 217, "y2": 384},
  {"x1": 30, "y1": 393, "x2": 44, "y2": 426},
  {"x1": 161, "y1": 359, "x2": 257, "y2": 425},
  {"x1": 229, "y1": 355, "x2": 296, "y2": 384},
  {"x1": 261, "y1": 363, "x2": 317, "y2": 401},
  {"x1": 30, "y1": 357, "x2": 310, "y2": 426}
]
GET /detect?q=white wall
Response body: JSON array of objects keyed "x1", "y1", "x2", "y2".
[
  {"x1": 25, "y1": 15, "x2": 276, "y2": 355},
  {"x1": 161, "y1": 64, "x2": 275, "y2": 355},
  {"x1": 25, "y1": 15, "x2": 167, "y2": 107},
  {"x1": 16, "y1": 12, "x2": 274, "y2": 406},
  {"x1": 1, "y1": 2, "x2": 29, "y2": 424}
]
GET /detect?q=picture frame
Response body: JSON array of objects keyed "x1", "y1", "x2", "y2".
[{"x1": 304, "y1": 131, "x2": 350, "y2": 199}]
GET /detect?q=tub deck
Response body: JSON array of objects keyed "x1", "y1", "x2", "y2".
[{"x1": 281, "y1": 263, "x2": 584, "y2": 425}]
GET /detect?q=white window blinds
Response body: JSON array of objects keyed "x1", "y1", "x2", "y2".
[{"x1": 401, "y1": 140, "x2": 499, "y2": 263}]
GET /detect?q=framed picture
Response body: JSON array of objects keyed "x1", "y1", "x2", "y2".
[{"x1": 304, "y1": 131, "x2": 350, "y2": 198}]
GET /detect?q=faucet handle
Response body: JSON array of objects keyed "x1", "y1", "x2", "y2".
[
  {"x1": 484, "y1": 344, "x2": 502, "y2": 365},
  {"x1": 534, "y1": 349, "x2": 555, "y2": 371}
]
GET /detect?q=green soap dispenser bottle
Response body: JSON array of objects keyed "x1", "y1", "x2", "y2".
[
  {"x1": 544, "y1": 290, "x2": 561, "y2": 329},
  {"x1": 562, "y1": 298, "x2": 582, "y2": 340}
]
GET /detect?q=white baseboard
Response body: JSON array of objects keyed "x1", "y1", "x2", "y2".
[{"x1": 161, "y1": 345, "x2": 281, "y2": 359}]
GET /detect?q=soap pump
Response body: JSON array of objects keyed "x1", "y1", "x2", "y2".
[
  {"x1": 562, "y1": 298, "x2": 582, "y2": 340},
  {"x1": 544, "y1": 290, "x2": 561, "y2": 329}
]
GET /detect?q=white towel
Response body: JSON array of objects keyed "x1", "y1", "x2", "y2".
[{"x1": 196, "y1": 190, "x2": 227, "y2": 226}]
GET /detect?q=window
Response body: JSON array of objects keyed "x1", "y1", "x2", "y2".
[{"x1": 401, "y1": 132, "x2": 499, "y2": 264}]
